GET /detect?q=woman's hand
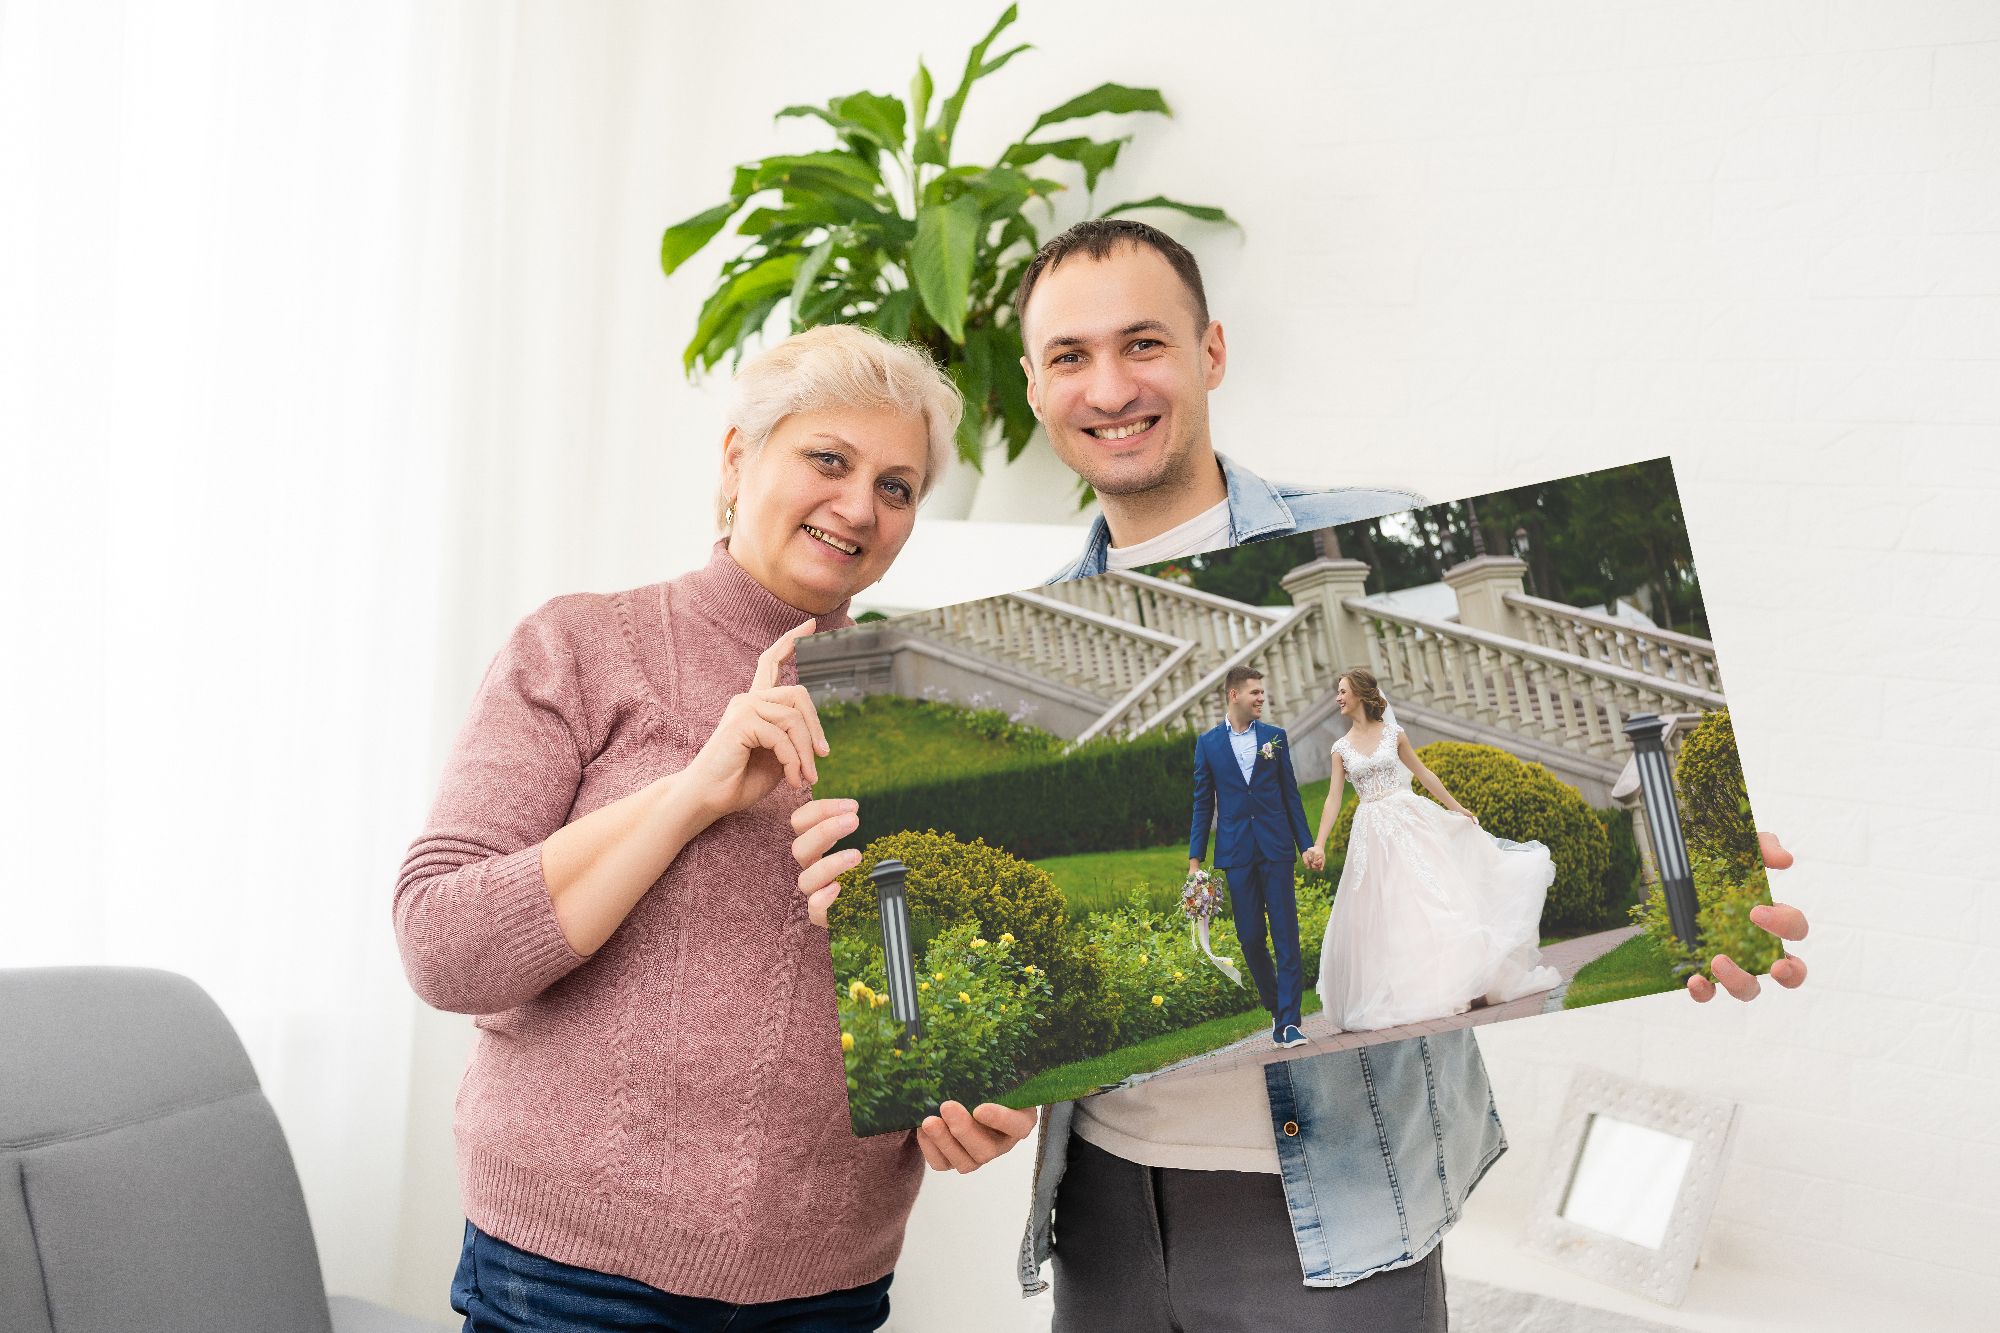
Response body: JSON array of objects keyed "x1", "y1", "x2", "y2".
[
  {"x1": 791, "y1": 797, "x2": 862, "y2": 927},
  {"x1": 682, "y1": 619, "x2": 829, "y2": 820},
  {"x1": 918, "y1": 1101, "x2": 1038, "y2": 1174},
  {"x1": 1688, "y1": 833, "x2": 1808, "y2": 1002},
  {"x1": 1303, "y1": 846, "x2": 1326, "y2": 872},
  {"x1": 1453, "y1": 806, "x2": 1479, "y2": 824}
]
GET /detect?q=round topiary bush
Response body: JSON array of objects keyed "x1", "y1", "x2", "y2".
[
  {"x1": 1329, "y1": 741, "x2": 1611, "y2": 931},
  {"x1": 1673, "y1": 710, "x2": 1759, "y2": 877},
  {"x1": 829, "y1": 829, "x2": 1113, "y2": 1065}
]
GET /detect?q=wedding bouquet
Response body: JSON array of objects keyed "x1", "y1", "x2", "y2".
[{"x1": 1179, "y1": 869, "x2": 1243, "y2": 986}]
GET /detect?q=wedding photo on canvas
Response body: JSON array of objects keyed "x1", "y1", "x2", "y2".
[{"x1": 788, "y1": 458, "x2": 1778, "y2": 1137}]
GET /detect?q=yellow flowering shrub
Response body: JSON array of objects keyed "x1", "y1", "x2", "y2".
[
  {"x1": 835, "y1": 922, "x2": 1051, "y2": 1137},
  {"x1": 828, "y1": 828, "x2": 1114, "y2": 1066}
]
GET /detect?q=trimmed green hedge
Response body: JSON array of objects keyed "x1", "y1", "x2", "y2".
[
  {"x1": 841, "y1": 728, "x2": 1196, "y2": 862},
  {"x1": 1628, "y1": 709, "x2": 1778, "y2": 981},
  {"x1": 1329, "y1": 741, "x2": 1611, "y2": 932},
  {"x1": 829, "y1": 829, "x2": 1115, "y2": 1066}
]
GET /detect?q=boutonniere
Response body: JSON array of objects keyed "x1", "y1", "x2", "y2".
[{"x1": 1259, "y1": 738, "x2": 1284, "y2": 761}]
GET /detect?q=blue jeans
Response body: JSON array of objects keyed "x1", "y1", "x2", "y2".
[
  {"x1": 1223, "y1": 858, "x2": 1303, "y2": 1030},
  {"x1": 450, "y1": 1223, "x2": 894, "y2": 1332}
]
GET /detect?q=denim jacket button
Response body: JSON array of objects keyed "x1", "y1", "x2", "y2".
[{"x1": 1284, "y1": 1121, "x2": 1299, "y2": 1136}]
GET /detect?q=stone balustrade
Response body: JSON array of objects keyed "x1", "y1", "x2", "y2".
[
  {"x1": 807, "y1": 548, "x2": 1729, "y2": 767},
  {"x1": 1505, "y1": 592, "x2": 1725, "y2": 693}
]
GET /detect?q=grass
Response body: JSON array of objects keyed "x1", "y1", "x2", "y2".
[
  {"x1": 813, "y1": 694, "x2": 1058, "y2": 796},
  {"x1": 1032, "y1": 844, "x2": 1197, "y2": 920},
  {"x1": 1003, "y1": 989, "x2": 1328, "y2": 1107},
  {"x1": 1563, "y1": 931, "x2": 1685, "y2": 1009},
  {"x1": 1030, "y1": 781, "x2": 1355, "y2": 921}
]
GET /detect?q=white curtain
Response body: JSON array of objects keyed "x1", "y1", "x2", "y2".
[{"x1": 0, "y1": 0, "x2": 460, "y2": 1302}]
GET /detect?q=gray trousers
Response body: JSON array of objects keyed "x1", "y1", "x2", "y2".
[{"x1": 1051, "y1": 1137, "x2": 1449, "y2": 1332}]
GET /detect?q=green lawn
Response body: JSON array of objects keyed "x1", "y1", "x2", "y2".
[
  {"x1": 1003, "y1": 989, "x2": 1328, "y2": 1107},
  {"x1": 814, "y1": 694, "x2": 1056, "y2": 796},
  {"x1": 1031, "y1": 782, "x2": 1354, "y2": 921},
  {"x1": 1563, "y1": 932, "x2": 1685, "y2": 1009}
]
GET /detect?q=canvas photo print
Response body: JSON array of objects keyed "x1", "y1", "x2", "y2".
[{"x1": 800, "y1": 457, "x2": 1778, "y2": 1137}]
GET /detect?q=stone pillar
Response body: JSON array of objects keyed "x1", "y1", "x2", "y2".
[
  {"x1": 1280, "y1": 557, "x2": 1376, "y2": 671},
  {"x1": 1442, "y1": 555, "x2": 1531, "y2": 640}
]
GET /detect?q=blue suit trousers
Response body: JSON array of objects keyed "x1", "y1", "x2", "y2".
[{"x1": 1224, "y1": 858, "x2": 1303, "y2": 1031}]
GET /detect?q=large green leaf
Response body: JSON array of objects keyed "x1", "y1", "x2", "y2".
[
  {"x1": 935, "y1": 5, "x2": 1019, "y2": 165},
  {"x1": 1027, "y1": 83, "x2": 1170, "y2": 139},
  {"x1": 991, "y1": 324, "x2": 1036, "y2": 459},
  {"x1": 951, "y1": 326, "x2": 996, "y2": 464},
  {"x1": 911, "y1": 195, "x2": 981, "y2": 343},
  {"x1": 661, "y1": 201, "x2": 741, "y2": 276},
  {"x1": 873, "y1": 287, "x2": 918, "y2": 341},
  {"x1": 1099, "y1": 196, "x2": 1240, "y2": 227},
  {"x1": 1002, "y1": 136, "x2": 1126, "y2": 193},
  {"x1": 833, "y1": 91, "x2": 907, "y2": 154},
  {"x1": 749, "y1": 152, "x2": 882, "y2": 190},
  {"x1": 790, "y1": 238, "x2": 836, "y2": 319},
  {"x1": 909, "y1": 61, "x2": 936, "y2": 163}
]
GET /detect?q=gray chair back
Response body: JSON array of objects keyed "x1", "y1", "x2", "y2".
[{"x1": 1, "y1": 967, "x2": 335, "y2": 1333}]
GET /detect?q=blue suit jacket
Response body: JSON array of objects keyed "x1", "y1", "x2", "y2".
[{"x1": 1188, "y1": 720, "x2": 1316, "y2": 868}]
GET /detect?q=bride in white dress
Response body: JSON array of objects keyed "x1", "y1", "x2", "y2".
[{"x1": 1305, "y1": 668, "x2": 1561, "y2": 1032}]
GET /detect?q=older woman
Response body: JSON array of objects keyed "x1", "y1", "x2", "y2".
[{"x1": 393, "y1": 324, "x2": 1028, "y2": 1331}]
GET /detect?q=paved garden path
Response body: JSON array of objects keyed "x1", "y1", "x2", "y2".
[{"x1": 1123, "y1": 925, "x2": 1639, "y2": 1094}]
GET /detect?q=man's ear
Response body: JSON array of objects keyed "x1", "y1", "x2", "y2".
[
  {"x1": 1202, "y1": 319, "x2": 1228, "y2": 392},
  {"x1": 1020, "y1": 355, "x2": 1041, "y2": 420}
]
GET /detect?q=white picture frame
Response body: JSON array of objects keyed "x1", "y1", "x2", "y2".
[{"x1": 1522, "y1": 1065, "x2": 1740, "y2": 1307}]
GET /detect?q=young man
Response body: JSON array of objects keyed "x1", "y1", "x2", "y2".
[
  {"x1": 1188, "y1": 668, "x2": 1314, "y2": 1049},
  {"x1": 1016, "y1": 218, "x2": 1422, "y2": 582},
  {"x1": 1001, "y1": 219, "x2": 1812, "y2": 1330}
]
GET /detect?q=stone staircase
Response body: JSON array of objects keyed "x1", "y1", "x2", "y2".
[{"x1": 799, "y1": 553, "x2": 1725, "y2": 809}]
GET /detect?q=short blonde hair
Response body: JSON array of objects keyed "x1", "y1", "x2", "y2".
[{"x1": 716, "y1": 324, "x2": 962, "y2": 530}]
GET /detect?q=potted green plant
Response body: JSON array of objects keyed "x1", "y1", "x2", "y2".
[{"x1": 661, "y1": 5, "x2": 1235, "y2": 476}]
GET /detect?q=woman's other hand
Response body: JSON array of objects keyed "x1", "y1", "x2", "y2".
[
  {"x1": 918, "y1": 1101, "x2": 1038, "y2": 1174},
  {"x1": 791, "y1": 797, "x2": 862, "y2": 927},
  {"x1": 684, "y1": 619, "x2": 830, "y2": 819},
  {"x1": 1689, "y1": 832, "x2": 1809, "y2": 1002}
]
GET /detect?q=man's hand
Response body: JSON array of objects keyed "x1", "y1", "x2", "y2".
[
  {"x1": 791, "y1": 797, "x2": 861, "y2": 928},
  {"x1": 1689, "y1": 832, "x2": 1808, "y2": 1003},
  {"x1": 917, "y1": 1101, "x2": 1038, "y2": 1174},
  {"x1": 1302, "y1": 847, "x2": 1326, "y2": 872},
  {"x1": 1188, "y1": 857, "x2": 1202, "y2": 876}
]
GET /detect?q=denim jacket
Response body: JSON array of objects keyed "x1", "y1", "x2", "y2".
[
  {"x1": 1016, "y1": 1030, "x2": 1507, "y2": 1292},
  {"x1": 1021, "y1": 460, "x2": 1503, "y2": 1294},
  {"x1": 1044, "y1": 452, "x2": 1424, "y2": 583}
]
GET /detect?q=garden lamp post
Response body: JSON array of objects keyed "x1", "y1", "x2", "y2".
[
  {"x1": 869, "y1": 859, "x2": 923, "y2": 1044},
  {"x1": 1623, "y1": 713, "x2": 1700, "y2": 951}
]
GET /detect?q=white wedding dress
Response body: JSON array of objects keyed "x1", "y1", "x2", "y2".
[{"x1": 1315, "y1": 707, "x2": 1561, "y2": 1032}]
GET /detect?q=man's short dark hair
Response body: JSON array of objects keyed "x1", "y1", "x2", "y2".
[
  {"x1": 1014, "y1": 218, "x2": 1210, "y2": 340},
  {"x1": 1224, "y1": 666, "x2": 1263, "y2": 695}
]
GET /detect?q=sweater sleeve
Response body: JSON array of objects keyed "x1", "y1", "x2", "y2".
[{"x1": 392, "y1": 603, "x2": 598, "y2": 1015}]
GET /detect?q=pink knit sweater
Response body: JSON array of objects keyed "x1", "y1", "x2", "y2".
[{"x1": 393, "y1": 541, "x2": 921, "y2": 1302}]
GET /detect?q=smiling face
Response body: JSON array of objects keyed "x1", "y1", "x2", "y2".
[
  {"x1": 1018, "y1": 243, "x2": 1227, "y2": 501},
  {"x1": 721, "y1": 403, "x2": 930, "y2": 615},
  {"x1": 1335, "y1": 676, "x2": 1356, "y2": 720},
  {"x1": 1227, "y1": 678, "x2": 1266, "y2": 727}
]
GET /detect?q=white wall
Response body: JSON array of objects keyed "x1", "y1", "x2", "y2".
[{"x1": 5, "y1": 1, "x2": 1994, "y2": 1327}]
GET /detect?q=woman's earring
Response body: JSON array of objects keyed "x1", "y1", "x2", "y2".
[{"x1": 725, "y1": 503, "x2": 736, "y2": 528}]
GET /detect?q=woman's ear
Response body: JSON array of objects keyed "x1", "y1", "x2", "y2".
[{"x1": 719, "y1": 426, "x2": 746, "y2": 492}]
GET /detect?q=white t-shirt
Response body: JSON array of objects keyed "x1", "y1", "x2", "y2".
[
  {"x1": 1104, "y1": 498, "x2": 1232, "y2": 571},
  {"x1": 1074, "y1": 498, "x2": 1287, "y2": 1175}
]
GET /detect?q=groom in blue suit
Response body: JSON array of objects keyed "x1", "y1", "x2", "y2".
[{"x1": 1189, "y1": 665, "x2": 1318, "y2": 1048}]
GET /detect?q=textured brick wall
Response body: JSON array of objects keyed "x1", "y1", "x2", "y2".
[{"x1": 1261, "y1": 2, "x2": 1999, "y2": 1319}]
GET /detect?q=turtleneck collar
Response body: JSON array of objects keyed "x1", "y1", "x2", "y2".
[{"x1": 684, "y1": 538, "x2": 854, "y2": 645}]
